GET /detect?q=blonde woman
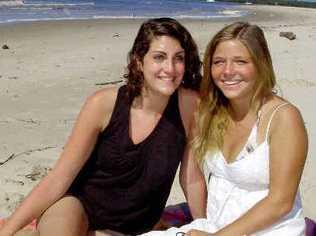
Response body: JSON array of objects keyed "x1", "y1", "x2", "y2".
[{"x1": 144, "y1": 22, "x2": 308, "y2": 236}]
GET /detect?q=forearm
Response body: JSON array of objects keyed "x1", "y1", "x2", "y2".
[
  {"x1": 181, "y1": 180, "x2": 207, "y2": 219},
  {"x1": 214, "y1": 196, "x2": 292, "y2": 236}
]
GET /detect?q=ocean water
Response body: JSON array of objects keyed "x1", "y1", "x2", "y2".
[
  {"x1": 0, "y1": 0, "x2": 247, "y2": 24},
  {"x1": 0, "y1": 0, "x2": 315, "y2": 24}
]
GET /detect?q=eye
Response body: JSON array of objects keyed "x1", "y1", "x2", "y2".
[
  {"x1": 235, "y1": 60, "x2": 247, "y2": 65},
  {"x1": 153, "y1": 54, "x2": 165, "y2": 61},
  {"x1": 174, "y1": 55, "x2": 185, "y2": 63},
  {"x1": 212, "y1": 60, "x2": 224, "y2": 65}
]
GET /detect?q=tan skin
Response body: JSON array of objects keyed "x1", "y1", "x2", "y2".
[
  {"x1": 184, "y1": 40, "x2": 307, "y2": 236},
  {"x1": 0, "y1": 36, "x2": 200, "y2": 236},
  {"x1": 179, "y1": 103, "x2": 207, "y2": 220}
]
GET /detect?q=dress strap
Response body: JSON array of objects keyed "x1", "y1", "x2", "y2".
[{"x1": 264, "y1": 103, "x2": 290, "y2": 141}]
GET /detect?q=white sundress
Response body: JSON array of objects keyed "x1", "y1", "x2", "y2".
[{"x1": 142, "y1": 103, "x2": 305, "y2": 236}]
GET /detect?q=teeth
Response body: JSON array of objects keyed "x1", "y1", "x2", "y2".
[
  {"x1": 223, "y1": 80, "x2": 240, "y2": 85},
  {"x1": 159, "y1": 77, "x2": 173, "y2": 81}
]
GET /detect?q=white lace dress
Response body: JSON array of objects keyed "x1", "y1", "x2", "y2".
[{"x1": 142, "y1": 104, "x2": 305, "y2": 236}]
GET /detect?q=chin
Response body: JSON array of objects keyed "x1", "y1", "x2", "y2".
[
  {"x1": 222, "y1": 91, "x2": 241, "y2": 100},
  {"x1": 157, "y1": 82, "x2": 181, "y2": 95},
  {"x1": 160, "y1": 89, "x2": 177, "y2": 96},
  {"x1": 144, "y1": 79, "x2": 182, "y2": 97},
  {"x1": 157, "y1": 86, "x2": 178, "y2": 96}
]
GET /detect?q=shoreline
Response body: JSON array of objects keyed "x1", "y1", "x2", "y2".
[
  {"x1": 0, "y1": 0, "x2": 23, "y2": 7},
  {"x1": 215, "y1": 0, "x2": 316, "y2": 9},
  {"x1": 1, "y1": 1, "x2": 315, "y2": 25},
  {"x1": 1, "y1": 3, "x2": 315, "y2": 26},
  {"x1": 0, "y1": 5, "x2": 316, "y2": 220}
]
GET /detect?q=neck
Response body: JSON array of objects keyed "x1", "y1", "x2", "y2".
[
  {"x1": 228, "y1": 97, "x2": 261, "y2": 123},
  {"x1": 133, "y1": 88, "x2": 171, "y2": 114}
]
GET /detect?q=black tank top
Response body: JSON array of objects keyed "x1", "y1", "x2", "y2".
[{"x1": 68, "y1": 85, "x2": 186, "y2": 234}]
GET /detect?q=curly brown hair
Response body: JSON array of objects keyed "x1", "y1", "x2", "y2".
[{"x1": 124, "y1": 17, "x2": 202, "y2": 102}]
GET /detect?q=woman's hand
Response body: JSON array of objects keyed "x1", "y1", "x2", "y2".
[
  {"x1": 0, "y1": 219, "x2": 14, "y2": 236},
  {"x1": 0, "y1": 228, "x2": 14, "y2": 236}
]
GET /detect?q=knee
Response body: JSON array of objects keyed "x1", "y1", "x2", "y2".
[{"x1": 37, "y1": 196, "x2": 89, "y2": 235}]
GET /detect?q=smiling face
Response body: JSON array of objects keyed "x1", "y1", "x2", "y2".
[
  {"x1": 211, "y1": 39, "x2": 258, "y2": 104},
  {"x1": 140, "y1": 35, "x2": 185, "y2": 97}
]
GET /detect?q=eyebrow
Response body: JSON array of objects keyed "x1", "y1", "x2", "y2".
[
  {"x1": 150, "y1": 50, "x2": 185, "y2": 55},
  {"x1": 213, "y1": 55, "x2": 250, "y2": 59},
  {"x1": 233, "y1": 56, "x2": 250, "y2": 59}
]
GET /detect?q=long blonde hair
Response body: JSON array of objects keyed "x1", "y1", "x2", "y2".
[{"x1": 193, "y1": 22, "x2": 276, "y2": 162}]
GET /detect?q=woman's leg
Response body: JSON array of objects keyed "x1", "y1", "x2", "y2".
[
  {"x1": 37, "y1": 195, "x2": 89, "y2": 236},
  {"x1": 14, "y1": 229, "x2": 39, "y2": 236}
]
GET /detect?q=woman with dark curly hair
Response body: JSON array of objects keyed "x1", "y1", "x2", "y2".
[{"x1": 0, "y1": 18, "x2": 202, "y2": 236}]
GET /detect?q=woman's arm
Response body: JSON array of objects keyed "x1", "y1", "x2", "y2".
[
  {"x1": 0, "y1": 87, "x2": 118, "y2": 236},
  {"x1": 211, "y1": 104, "x2": 308, "y2": 236},
  {"x1": 178, "y1": 88, "x2": 207, "y2": 219},
  {"x1": 180, "y1": 142, "x2": 207, "y2": 219}
]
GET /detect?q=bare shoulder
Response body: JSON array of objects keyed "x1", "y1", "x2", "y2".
[
  {"x1": 265, "y1": 96, "x2": 306, "y2": 137},
  {"x1": 178, "y1": 87, "x2": 200, "y2": 109},
  {"x1": 178, "y1": 87, "x2": 200, "y2": 136},
  {"x1": 87, "y1": 86, "x2": 119, "y2": 110},
  {"x1": 84, "y1": 86, "x2": 120, "y2": 130},
  {"x1": 178, "y1": 87, "x2": 200, "y2": 99},
  {"x1": 269, "y1": 96, "x2": 303, "y2": 124}
]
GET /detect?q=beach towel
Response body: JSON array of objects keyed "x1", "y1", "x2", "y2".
[
  {"x1": 305, "y1": 217, "x2": 316, "y2": 236},
  {"x1": 153, "y1": 202, "x2": 193, "y2": 230}
]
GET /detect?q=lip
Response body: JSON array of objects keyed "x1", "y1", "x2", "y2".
[
  {"x1": 222, "y1": 80, "x2": 242, "y2": 86},
  {"x1": 157, "y1": 76, "x2": 175, "y2": 82}
]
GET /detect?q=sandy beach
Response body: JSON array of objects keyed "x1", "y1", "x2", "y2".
[{"x1": 0, "y1": 4, "x2": 315, "y2": 225}]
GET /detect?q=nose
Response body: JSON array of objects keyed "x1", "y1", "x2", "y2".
[
  {"x1": 223, "y1": 62, "x2": 235, "y2": 77},
  {"x1": 163, "y1": 59, "x2": 175, "y2": 74}
]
